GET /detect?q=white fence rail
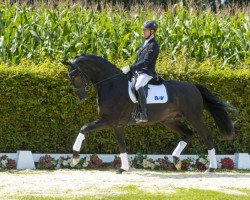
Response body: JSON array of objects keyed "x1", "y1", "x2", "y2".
[{"x1": 1, "y1": 151, "x2": 250, "y2": 170}]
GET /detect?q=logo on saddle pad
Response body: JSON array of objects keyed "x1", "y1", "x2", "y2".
[
  {"x1": 155, "y1": 96, "x2": 164, "y2": 100},
  {"x1": 128, "y1": 82, "x2": 168, "y2": 104}
]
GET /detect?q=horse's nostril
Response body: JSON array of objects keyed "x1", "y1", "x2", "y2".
[{"x1": 78, "y1": 95, "x2": 87, "y2": 101}]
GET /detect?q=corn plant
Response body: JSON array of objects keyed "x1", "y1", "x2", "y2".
[{"x1": 0, "y1": 2, "x2": 249, "y2": 67}]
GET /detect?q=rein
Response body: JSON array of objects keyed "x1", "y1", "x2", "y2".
[{"x1": 92, "y1": 73, "x2": 124, "y2": 87}]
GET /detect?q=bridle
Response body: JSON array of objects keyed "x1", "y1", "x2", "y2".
[
  {"x1": 68, "y1": 65, "x2": 91, "y2": 93},
  {"x1": 68, "y1": 63, "x2": 123, "y2": 92}
]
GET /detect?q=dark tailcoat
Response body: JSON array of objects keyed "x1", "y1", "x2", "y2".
[{"x1": 130, "y1": 38, "x2": 159, "y2": 77}]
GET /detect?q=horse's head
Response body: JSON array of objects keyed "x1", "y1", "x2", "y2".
[
  {"x1": 61, "y1": 54, "x2": 122, "y2": 100},
  {"x1": 61, "y1": 60, "x2": 90, "y2": 101}
]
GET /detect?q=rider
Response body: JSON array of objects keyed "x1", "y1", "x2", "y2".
[{"x1": 122, "y1": 20, "x2": 159, "y2": 123}]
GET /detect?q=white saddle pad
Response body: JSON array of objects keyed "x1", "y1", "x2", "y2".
[{"x1": 128, "y1": 81, "x2": 168, "y2": 104}]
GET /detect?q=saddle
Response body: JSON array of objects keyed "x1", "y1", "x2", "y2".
[
  {"x1": 148, "y1": 76, "x2": 164, "y2": 85},
  {"x1": 128, "y1": 74, "x2": 168, "y2": 104}
]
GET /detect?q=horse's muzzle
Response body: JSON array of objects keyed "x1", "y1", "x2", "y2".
[
  {"x1": 78, "y1": 96, "x2": 88, "y2": 101},
  {"x1": 73, "y1": 88, "x2": 88, "y2": 101},
  {"x1": 76, "y1": 93, "x2": 87, "y2": 101}
]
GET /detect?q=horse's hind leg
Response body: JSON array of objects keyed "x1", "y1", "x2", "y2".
[
  {"x1": 164, "y1": 120, "x2": 194, "y2": 170},
  {"x1": 188, "y1": 116, "x2": 217, "y2": 172}
]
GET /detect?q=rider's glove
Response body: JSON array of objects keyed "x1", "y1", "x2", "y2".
[{"x1": 122, "y1": 66, "x2": 130, "y2": 74}]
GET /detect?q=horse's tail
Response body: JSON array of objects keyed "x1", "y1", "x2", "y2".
[{"x1": 194, "y1": 84, "x2": 237, "y2": 140}]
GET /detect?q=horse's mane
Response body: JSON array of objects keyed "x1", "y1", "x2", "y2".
[{"x1": 73, "y1": 53, "x2": 121, "y2": 74}]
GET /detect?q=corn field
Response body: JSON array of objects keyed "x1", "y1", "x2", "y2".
[{"x1": 0, "y1": 1, "x2": 249, "y2": 66}]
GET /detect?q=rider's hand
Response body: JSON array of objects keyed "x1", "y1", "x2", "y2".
[{"x1": 122, "y1": 66, "x2": 130, "y2": 74}]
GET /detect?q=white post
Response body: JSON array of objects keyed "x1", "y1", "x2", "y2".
[
  {"x1": 16, "y1": 151, "x2": 36, "y2": 170},
  {"x1": 235, "y1": 153, "x2": 250, "y2": 169}
]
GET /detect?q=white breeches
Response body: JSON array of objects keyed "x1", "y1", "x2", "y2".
[{"x1": 135, "y1": 73, "x2": 153, "y2": 91}]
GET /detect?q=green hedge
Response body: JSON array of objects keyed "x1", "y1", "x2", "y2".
[{"x1": 0, "y1": 60, "x2": 249, "y2": 154}]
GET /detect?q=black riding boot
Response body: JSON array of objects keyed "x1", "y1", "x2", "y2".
[{"x1": 136, "y1": 87, "x2": 148, "y2": 123}]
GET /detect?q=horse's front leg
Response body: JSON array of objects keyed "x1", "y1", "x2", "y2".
[
  {"x1": 113, "y1": 126, "x2": 129, "y2": 174},
  {"x1": 72, "y1": 118, "x2": 109, "y2": 165}
]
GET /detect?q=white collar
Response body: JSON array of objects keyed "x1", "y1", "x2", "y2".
[{"x1": 143, "y1": 35, "x2": 154, "y2": 47}]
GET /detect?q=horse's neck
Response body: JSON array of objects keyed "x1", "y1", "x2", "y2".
[
  {"x1": 96, "y1": 74, "x2": 128, "y2": 96},
  {"x1": 96, "y1": 74, "x2": 131, "y2": 117},
  {"x1": 76, "y1": 57, "x2": 121, "y2": 84},
  {"x1": 83, "y1": 61, "x2": 119, "y2": 83}
]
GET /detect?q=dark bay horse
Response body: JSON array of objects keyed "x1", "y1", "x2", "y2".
[{"x1": 62, "y1": 53, "x2": 235, "y2": 173}]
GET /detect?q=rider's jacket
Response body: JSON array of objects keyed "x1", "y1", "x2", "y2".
[{"x1": 130, "y1": 37, "x2": 159, "y2": 77}]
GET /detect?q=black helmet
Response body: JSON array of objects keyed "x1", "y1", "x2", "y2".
[{"x1": 141, "y1": 20, "x2": 158, "y2": 31}]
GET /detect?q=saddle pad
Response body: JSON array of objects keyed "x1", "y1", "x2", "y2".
[{"x1": 128, "y1": 81, "x2": 168, "y2": 104}]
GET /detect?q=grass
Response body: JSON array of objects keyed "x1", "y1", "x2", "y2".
[{"x1": 5, "y1": 187, "x2": 250, "y2": 200}]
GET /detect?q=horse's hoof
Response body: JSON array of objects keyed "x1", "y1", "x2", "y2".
[
  {"x1": 116, "y1": 168, "x2": 127, "y2": 174},
  {"x1": 72, "y1": 151, "x2": 80, "y2": 166},
  {"x1": 204, "y1": 168, "x2": 216, "y2": 173},
  {"x1": 173, "y1": 156, "x2": 182, "y2": 171},
  {"x1": 72, "y1": 155, "x2": 80, "y2": 166},
  {"x1": 72, "y1": 157, "x2": 80, "y2": 166}
]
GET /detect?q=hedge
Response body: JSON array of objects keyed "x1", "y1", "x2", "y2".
[{"x1": 0, "y1": 60, "x2": 249, "y2": 154}]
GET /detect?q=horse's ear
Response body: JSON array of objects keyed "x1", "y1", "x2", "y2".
[
  {"x1": 60, "y1": 61, "x2": 76, "y2": 69},
  {"x1": 60, "y1": 60, "x2": 71, "y2": 66}
]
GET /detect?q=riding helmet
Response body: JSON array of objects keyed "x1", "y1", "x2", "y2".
[{"x1": 141, "y1": 20, "x2": 158, "y2": 31}]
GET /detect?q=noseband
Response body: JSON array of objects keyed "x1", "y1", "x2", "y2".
[{"x1": 68, "y1": 64, "x2": 92, "y2": 92}]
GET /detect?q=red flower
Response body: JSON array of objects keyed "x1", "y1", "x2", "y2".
[
  {"x1": 220, "y1": 157, "x2": 234, "y2": 170},
  {"x1": 111, "y1": 156, "x2": 121, "y2": 169},
  {"x1": 7, "y1": 159, "x2": 16, "y2": 169},
  {"x1": 195, "y1": 161, "x2": 207, "y2": 171},
  {"x1": 37, "y1": 154, "x2": 55, "y2": 170},
  {"x1": 156, "y1": 157, "x2": 175, "y2": 170},
  {"x1": 181, "y1": 160, "x2": 190, "y2": 170},
  {"x1": 88, "y1": 154, "x2": 103, "y2": 169},
  {"x1": 0, "y1": 156, "x2": 16, "y2": 170}
]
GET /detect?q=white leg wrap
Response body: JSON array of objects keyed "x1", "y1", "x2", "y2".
[
  {"x1": 208, "y1": 148, "x2": 217, "y2": 169},
  {"x1": 172, "y1": 141, "x2": 187, "y2": 157},
  {"x1": 120, "y1": 153, "x2": 129, "y2": 171},
  {"x1": 73, "y1": 133, "x2": 85, "y2": 152}
]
